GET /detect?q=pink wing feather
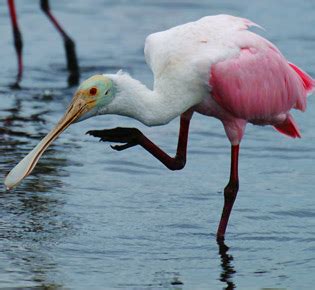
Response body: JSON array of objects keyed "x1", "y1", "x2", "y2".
[{"x1": 210, "y1": 38, "x2": 313, "y2": 138}]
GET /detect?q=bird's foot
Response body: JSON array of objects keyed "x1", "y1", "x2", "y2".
[
  {"x1": 9, "y1": 81, "x2": 21, "y2": 90},
  {"x1": 86, "y1": 127, "x2": 143, "y2": 151}
]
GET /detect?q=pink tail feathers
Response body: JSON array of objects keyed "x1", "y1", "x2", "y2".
[
  {"x1": 288, "y1": 62, "x2": 315, "y2": 92},
  {"x1": 274, "y1": 114, "x2": 301, "y2": 138},
  {"x1": 274, "y1": 64, "x2": 312, "y2": 138},
  {"x1": 288, "y1": 62, "x2": 314, "y2": 112}
]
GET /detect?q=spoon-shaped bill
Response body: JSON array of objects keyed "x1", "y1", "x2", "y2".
[{"x1": 4, "y1": 98, "x2": 88, "y2": 190}]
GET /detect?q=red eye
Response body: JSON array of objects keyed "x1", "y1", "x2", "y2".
[{"x1": 89, "y1": 87, "x2": 97, "y2": 95}]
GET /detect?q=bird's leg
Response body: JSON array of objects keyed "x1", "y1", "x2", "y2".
[
  {"x1": 7, "y1": 0, "x2": 23, "y2": 88},
  {"x1": 40, "y1": 0, "x2": 79, "y2": 86},
  {"x1": 217, "y1": 145, "x2": 239, "y2": 239},
  {"x1": 87, "y1": 112, "x2": 192, "y2": 171}
]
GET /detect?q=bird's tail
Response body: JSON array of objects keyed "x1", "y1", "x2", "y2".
[
  {"x1": 289, "y1": 62, "x2": 315, "y2": 92},
  {"x1": 288, "y1": 62, "x2": 314, "y2": 112},
  {"x1": 273, "y1": 113, "x2": 301, "y2": 138}
]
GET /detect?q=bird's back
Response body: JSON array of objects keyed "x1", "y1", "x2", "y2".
[
  {"x1": 145, "y1": 15, "x2": 313, "y2": 131},
  {"x1": 144, "y1": 15, "x2": 252, "y2": 83}
]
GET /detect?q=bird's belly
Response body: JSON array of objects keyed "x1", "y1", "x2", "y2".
[
  {"x1": 194, "y1": 94, "x2": 234, "y2": 121},
  {"x1": 248, "y1": 113, "x2": 287, "y2": 126}
]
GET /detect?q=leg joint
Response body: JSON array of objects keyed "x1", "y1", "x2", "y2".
[
  {"x1": 167, "y1": 156, "x2": 186, "y2": 171},
  {"x1": 224, "y1": 180, "x2": 239, "y2": 202},
  {"x1": 13, "y1": 29, "x2": 23, "y2": 50}
]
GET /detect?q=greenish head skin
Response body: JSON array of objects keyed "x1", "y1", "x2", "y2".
[{"x1": 74, "y1": 74, "x2": 115, "y2": 122}]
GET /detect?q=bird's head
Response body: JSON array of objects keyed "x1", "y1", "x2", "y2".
[
  {"x1": 4, "y1": 74, "x2": 116, "y2": 189},
  {"x1": 71, "y1": 74, "x2": 115, "y2": 122}
]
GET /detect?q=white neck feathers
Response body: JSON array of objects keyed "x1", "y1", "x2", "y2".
[{"x1": 103, "y1": 72, "x2": 190, "y2": 126}]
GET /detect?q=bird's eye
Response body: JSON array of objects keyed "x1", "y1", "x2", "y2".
[
  {"x1": 105, "y1": 89, "x2": 110, "y2": 95},
  {"x1": 89, "y1": 87, "x2": 97, "y2": 95}
]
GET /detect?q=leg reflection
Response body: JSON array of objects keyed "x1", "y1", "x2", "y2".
[{"x1": 217, "y1": 238, "x2": 236, "y2": 290}]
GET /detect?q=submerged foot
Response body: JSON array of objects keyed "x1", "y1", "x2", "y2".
[{"x1": 9, "y1": 81, "x2": 21, "y2": 90}]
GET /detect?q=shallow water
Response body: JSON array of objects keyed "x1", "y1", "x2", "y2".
[{"x1": 0, "y1": 0, "x2": 315, "y2": 289}]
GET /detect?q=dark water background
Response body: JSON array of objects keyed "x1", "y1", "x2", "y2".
[{"x1": 0, "y1": 0, "x2": 315, "y2": 289}]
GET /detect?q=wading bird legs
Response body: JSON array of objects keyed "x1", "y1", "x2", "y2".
[
  {"x1": 7, "y1": 0, "x2": 79, "y2": 87},
  {"x1": 40, "y1": 0, "x2": 79, "y2": 86},
  {"x1": 217, "y1": 144, "x2": 239, "y2": 239},
  {"x1": 87, "y1": 113, "x2": 241, "y2": 239},
  {"x1": 7, "y1": 0, "x2": 23, "y2": 88},
  {"x1": 87, "y1": 112, "x2": 193, "y2": 171}
]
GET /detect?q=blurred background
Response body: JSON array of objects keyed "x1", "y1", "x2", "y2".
[{"x1": 0, "y1": 0, "x2": 314, "y2": 289}]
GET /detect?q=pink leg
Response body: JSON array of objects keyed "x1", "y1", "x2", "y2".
[
  {"x1": 217, "y1": 145, "x2": 240, "y2": 239},
  {"x1": 136, "y1": 114, "x2": 191, "y2": 170},
  {"x1": 7, "y1": 0, "x2": 23, "y2": 88},
  {"x1": 87, "y1": 112, "x2": 193, "y2": 170},
  {"x1": 40, "y1": 0, "x2": 79, "y2": 86}
]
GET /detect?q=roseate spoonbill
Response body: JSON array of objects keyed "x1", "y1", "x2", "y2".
[
  {"x1": 5, "y1": 15, "x2": 314, "y2": 239},
  {"x1": 7, "y1": 0, "x2": 79, "y2": 87}
]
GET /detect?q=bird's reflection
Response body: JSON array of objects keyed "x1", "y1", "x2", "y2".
[{"x1": 217, "y1": 238, "x2": 236, "y2": 290}]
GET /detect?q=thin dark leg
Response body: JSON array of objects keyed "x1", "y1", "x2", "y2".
[
  {"x1": 217, "y1": 145, "x2": 240, "y2": 239},
  {"x1": 40, "y1": 0, "x2": 79, "y2": 86},
  {"x1": 139, "y1": 114, "x2": 191, "y2": 170},
  {"x1": 7, "y1": 0, "x2": 23, "y2": 88},
  {"x1": 87, "y1": 112, "x2": 193, "y2": 171}
]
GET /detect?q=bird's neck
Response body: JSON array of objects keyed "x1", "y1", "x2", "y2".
[{"x1": 104, "y1": 72, "x2": 191, "y2": 126}]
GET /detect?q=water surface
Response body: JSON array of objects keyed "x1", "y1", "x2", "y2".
[{"x1": 0, "y1": 0, "x2": 314, "y2": 289}]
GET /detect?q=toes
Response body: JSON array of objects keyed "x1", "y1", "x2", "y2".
[
  {"x1": 110, "y1": 144, "x2": 126, "y2": 151},
  {"x1": 86, "y1": 130, "x2": 101, "y2": 137},
  {"x1": 86, "y1": 129, "x2": 116, "y2": 138},
  {"x1": 110, "y1": 142, "x2": 137, "y2": 151},
  {"x1": 86, "y1": 127, "x2": 143, "y2": 144}
]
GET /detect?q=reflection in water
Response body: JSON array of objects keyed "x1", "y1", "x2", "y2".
[
  {"x1": 0, "y1": 98, "x2": 47, "y2": 139},
  {"x1": 217, "y1": 239, "x2": 236, "y2": 290},
  {"x1": 0, "y1": 92, "x2": 79, "y2": 287},
  {"x1": 151, "y1": 271, "x2": 184, "y2": 289},
  {"x1": 0, "y1": 191, "x2": 66, "y2": 287}
]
